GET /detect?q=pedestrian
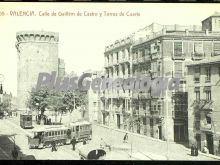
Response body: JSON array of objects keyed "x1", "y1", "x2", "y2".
[
  {"x1": 71, "y1": 137, "x2": 76, "y2": 151},
  {"x1": 191, "y1": 144, "x2": 195, "y2": 156},
  {"x1": 195, "y1": 145, "x2": 199, "y2": 156},
  {"x1": 11, "y1": 147, "x2": 18, "y2": 160},
  {"x1": 51, "y1": 141, "x2": 57, "y2": 152},
  {"x1": 83, "y1": 139, "x2": 86, "y2": 145},
  {"x1": 100, "y1": 138, "x2": 106, "y2": 149},
  {"x1": 123, "y1": 133, "x2": 128, "y2": 143},
  {"x1": 202, "y1": 145, "x2": 209, "y2": 154}
]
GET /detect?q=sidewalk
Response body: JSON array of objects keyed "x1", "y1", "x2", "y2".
[{"x1": 93, "y1": 123, "x2": 220, "y2": 160}]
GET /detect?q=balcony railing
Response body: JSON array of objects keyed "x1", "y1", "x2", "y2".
[
  {"x1": 192, "y1": 53, "x2": 205, "y2": 60},
  {"x1": 138, "y1": 57, "x2": 145, "y2": 63},
  {"x1": 200, "y1": 123, "x2": 214, "y2": 133},
  {"x1": 132, "y1": 58, "x2": 138, "y2": 65},
  {"x1": 172, "y1": 53, "x2": 186, "y2": 60},
  {"x1": 119, "y1": 57, "x2": 129, "y2": 63},
  {"x1": 151, "y1": 52, "x2": 161, "y2": 59},
  {"x1": 139, "y1": 92, "x2": 151, "y2": 99}
]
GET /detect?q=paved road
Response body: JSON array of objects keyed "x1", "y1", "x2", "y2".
[
  {"x1": 92, "y1": 124, "x2": 219, "y2": 160},
  {"x1": 0, "y1": 118, "x2": 80, "y2": 160},
  {"x1": 1, "y1": 116, "x2": 219, "y2": 160}
]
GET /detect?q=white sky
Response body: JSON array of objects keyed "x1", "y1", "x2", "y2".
[{"x1": 0, "y1": 3, "x2": 220, "y2": 96}]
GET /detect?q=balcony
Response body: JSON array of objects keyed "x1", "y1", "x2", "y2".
[
  {"x1": 115, "y1": 107, "x2": 121, "y2": 114},
  {"x1": 172, "y1": 110, "x2": 188, "y2": 120},
  {"x1": 192, "y1": 53, "x2": 205, "y2": 60},
  {"x1": 172, "y1": 53, "x2": 185, "y2": 60},
  {"x1": 192, "y1": 99, "x2": 213, "y2": 111},
  {"x1": 150, "y1": 110, "x2": 162, "y2": 118},
  {"x1": 144, "y1": 55, "x2": 151, "y2": 61},
  {"x1": 119, "y1": 57, "x2": 129, "y2": 64},
  {"x1": 200, "y1": 123, "x2": 214, "y2": 133},
  {"x1": 139, "y1": 92, "x2": 151, "y2": 99},
  {"x1": 138, "y1": 57, "x2": 145, "y2": 63},
  {"x1": 151, "y1": 52, "x2": 161, "y2": 60},
  {"x1": 101, "y1": 108, "x2": 110, "y2": 115},
  {"x1": 132, "y1": 58, "x2": 138, "y2": 65}
]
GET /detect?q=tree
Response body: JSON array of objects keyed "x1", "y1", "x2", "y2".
[
  {"x1": 26, "y1": 87, "x2": 50, "y2": 124},
  {"x1": 48, "y1": 90, "x2": 67, "y2": 123},
  {"x1": 26, "y1": 87, "x2": 89, "y2": 124},
  {"x1": 62, "y1": 90, "x2": 88, "y2": 122}
]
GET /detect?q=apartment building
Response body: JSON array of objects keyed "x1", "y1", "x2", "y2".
[
  {"x1": 187, "y1": 56, "x2": 220, "y2": 156},
  {"x1": 101, "y1": 13, "x2": 220, "y2": 143}
]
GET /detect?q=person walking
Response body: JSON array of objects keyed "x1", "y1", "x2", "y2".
[
  {"x1": 71, "y1": 137, "x2": 76, "y2": 151},
  {"x1": 11, "y1": 147, "x2": 18, "y2": 160},
  {"x1": 83, "y1": 139, "x2": 86, "y2": 145},
  {"x1": 123, "y1": 133, "x2": 128, "y2": 143},
  {"x1": 191, "y1": 144, "x2": 195, "y2": 156},
  {"x1": 51, "y1": 141, "x2": 57, "y2": 152},
  {"x1": 195, "y1": 145, "x2": 199, "y2": 156}
]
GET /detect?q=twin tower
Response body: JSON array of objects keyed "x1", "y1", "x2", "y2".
[{"x1": 16, "y1": 31, "x2": 65, "y2": 111}]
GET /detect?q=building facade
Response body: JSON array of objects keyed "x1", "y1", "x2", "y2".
[
  {"x1": 87, "y1": 71, "x2": 104, "y2": 123},
  {"x1": 16, "y1": 31, "x2": 64, "y2": 111},
  {"x1": 101, "y1": 13, "x2": 220, "y2": 143},
  {"x1": 187, "y1": 56, "x2": 220, "y2": 156}
]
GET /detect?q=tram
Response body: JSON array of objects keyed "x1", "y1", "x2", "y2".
[
  {"x1": 27, "y1": 120, "x2": 92, "y2": 149},
  {"x1": 20, "y1": 113, "x2": 32, "y2": 129}
]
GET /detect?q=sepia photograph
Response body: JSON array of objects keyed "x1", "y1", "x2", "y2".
[{"x1": 0, "y1": 2, "x2": 220, "y2": 161}]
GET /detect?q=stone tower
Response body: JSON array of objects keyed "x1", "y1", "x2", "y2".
[{"x1": 16, "y1": 31, "x2": 59, "y2": 111}]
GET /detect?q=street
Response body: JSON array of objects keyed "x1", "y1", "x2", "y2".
[{"x1": 0, "y1": 116, "x2": 219, "y2": 160}]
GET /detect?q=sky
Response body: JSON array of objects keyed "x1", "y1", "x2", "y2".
[{"x1": 0, "y1": 3, "x2": 220, "y2": 96}]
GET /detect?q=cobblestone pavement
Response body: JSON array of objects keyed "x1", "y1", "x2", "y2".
[{"x1": 1, "y1": 116, "x2": 219, "y2": 160}]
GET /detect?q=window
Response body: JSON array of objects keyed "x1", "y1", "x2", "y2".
[
  {"x1": 76, "y1": 126, "x2": 79, "y2": 132},
  {"x1": 158, "y1": 102, "x2": 162, "y2": 112},
  {"x1": 174, "y1": 62, "x2": 183, "y2": 78},
  {"x1": 205, "y1": 90, "x2": 211, "y2": 101},
  {"x1": 150, "y1": 118, "x2": 153, "y2": 127},
  {"x1": 143, "y1": 118, "x2": 146, "y2": 125},
  {"x1": 154, "y1": 105, "x2": 157, "y2": 111},
  {"x1": 143, "y1": 103, "x2": 146, "y2": 110},
  {"x1": 49, "y1": 132, "x2": 51, "y2": 136},
  {"x1": 195, "y1": 87, "x2": 200, "y2": 101},
  {"x1": 174, "y1": 42, "x2": 183, "y2": 56},
  {"x1": 213, "y1": 43, "x2": 220, "y2": 56},
  {"x1": 194, "y1": 42, "x2": 203, "y2": 56},
  {"x1": 206, "y1": 115, "x2": 212, "y2": 124},
  {"x1": 205, "y1": 66, "x2": 211, "y2": 82},
  {"x1": 52, "y1": 132, "x2": 54, "y2": 136},
  {"x1": 55, "y1": 131, "x2": 57, "y2": 136},
  {"x1": 72, "y1": 127, "x2": 75, "y2": 132},
  {"x1": 194, "y1": 67, "x2": 200, "y2": 83},
  {"x1": 45, "y1": 132, "x2": 48, "y2": 137}
]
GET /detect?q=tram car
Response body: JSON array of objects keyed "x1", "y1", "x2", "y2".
[
  {"x1": 20, "y1": 113, "x2": 32, "y2": 129},
  {"x1": 27, "y1": 120, "x2": 92, "y2": 149}
]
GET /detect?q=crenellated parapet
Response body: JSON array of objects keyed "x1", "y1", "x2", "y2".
[
  {"x1": 16, "y1": 31, "x2": 59, "y2": 43},
  {"x1": 15, "y1": 31, "x2": 59, "y2": 52}
]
